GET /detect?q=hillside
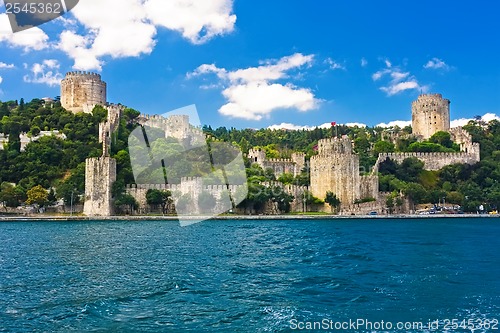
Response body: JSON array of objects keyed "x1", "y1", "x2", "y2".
[{"x1": 0, "y1": 98, "x2": 499, "y2": 213}]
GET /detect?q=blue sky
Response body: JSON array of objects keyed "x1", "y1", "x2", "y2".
[{"x1": 0, "y1": 0, "x2": 499, "y2": 129}]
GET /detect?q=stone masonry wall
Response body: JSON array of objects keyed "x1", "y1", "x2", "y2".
[
  {"x1": 377, "y1": 151, "x2": 480, "y2": 171},
  {"x1": 126, "y1": 179, "x2": 308, "y2": 214}
]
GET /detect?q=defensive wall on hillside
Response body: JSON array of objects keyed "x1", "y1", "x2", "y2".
[{"x1": 376, "y1": 151, "x2": 480, "y2": 171}]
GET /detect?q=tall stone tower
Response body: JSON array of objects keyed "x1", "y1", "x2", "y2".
[
  {"x1": 83, "y1": 104, "x2": 123, "y2": 217},
  {"x1": 310, "y1": 137, "x2": 361, "y2": 205},
  {"x1": 61, "y1": 71, "x2": 107, "y2": 113},
  {"x1": 411, "y1": 93, "x2": 450, "y2": 139}
]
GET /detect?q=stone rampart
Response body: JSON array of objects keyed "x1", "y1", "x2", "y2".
[{"x1": 377, "y1": 151, "x2": 480, "y2": 171}]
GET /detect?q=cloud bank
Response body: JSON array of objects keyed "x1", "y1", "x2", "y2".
[
  {"x1": 189, "y1": 53, "x2": 321, "y2": 121},
  {"x1": 0, "y1": 0, "x2": 237, "y2": 71}
]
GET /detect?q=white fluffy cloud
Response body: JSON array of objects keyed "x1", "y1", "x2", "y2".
[
  {"x1": 189, "y1": 53, "x2": 321, "y2": 121},
  {"x1": 145, "y1": 0, "x2": 236, "y2": 44},
  {"x1": 56, "y1": 0, "x2": 236, "y2": 70},
  {"x1": 451, "y1": 113, "x2": 500, "y2": 128},
  {"x1": 23, "y1": 59, "x2": 63, "y2": 86},
  {"x1": 268, "y1": 122, "x2": 366, "y2": 131},
  {"x1": 373, "y1": 59, "x2": 428, "y2": 96},
  {"x1": 376, "y1": 120, "x2": 412, "y2": 128},
  {"x1": 268, "y1": 123, "x2": 323, "y2": 131},
  {"x1": 424, "y1": 57, "x2": 450, "y2": 71},
  {"x1": 0, "y1": 62, "x2": 15, "y2": 69},
  {"x1": 361, "y1": 58, "x2": 368, "y2": 67},
  {"x1": 345, "y1": 122, "x2": 367, "y2": 128},
  {"x1": 0, "y1": 14, "x2": 49, "y2": 51},
  {"x1": 376, "y1": 113, "x2": 500, "y2": 129}
]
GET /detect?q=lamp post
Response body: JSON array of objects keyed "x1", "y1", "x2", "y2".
[{"x1": 70, "y1": 190, "x2": 74, "y2": 217}]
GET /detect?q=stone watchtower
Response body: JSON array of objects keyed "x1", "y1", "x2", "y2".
[
  {"x1": 83, "y1": 105, "x2": 123, "y2": 217},
  {"x1": 310, "y1": 137, "x2": 361, "y2": 205},
  {"x1": 412, "y1": 93, "x2": 450, "y2": 139},
  {"x1": 248, "y1": 148, "x2": 266, "y2": 166},
  {"x1": 61, "y1": 71, "x2": 107, "y2": 113}
]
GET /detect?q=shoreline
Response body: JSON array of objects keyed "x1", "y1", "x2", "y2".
[{"x1": 0, "y1": 214, "x2": 498, "y2": 222}]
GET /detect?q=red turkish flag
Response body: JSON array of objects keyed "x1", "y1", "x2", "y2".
[{"x1": 331, "y1": 122, "x2": 336, "y2": 126}]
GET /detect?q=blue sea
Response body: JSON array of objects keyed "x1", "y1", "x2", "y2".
[{"x1": 0, "y1": 218, "x2": 499, "y2": 332}]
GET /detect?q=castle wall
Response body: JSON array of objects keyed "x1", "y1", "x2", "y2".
[
  {"x1": 449, "y1": 127, "x2": 480, "y2": 160},
  {"x1": 377, "y1": 151, "x2": 480, "y2": 171},
  {"x1": 412, "y1": 93, "x2": 450, "y2": 139},
  {"x1": 61, "y1": 72, "x2": 107, "y2": 114},
  {"x1": 126, "y1": 179, "x2": 308, "y2": 214},
  {"x1": 248, "y1": 149, "x2": 305, "y2": 177},
  {"x1": 360, "y1": 175, "x2": 379, "y2": 200},
  {"x1": 83, "y1": 157, "x2": 116, "y2": 216}
]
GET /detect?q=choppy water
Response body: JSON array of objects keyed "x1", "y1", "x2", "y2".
[{"x1": 0, "y1": 218, "x2": 499, "y2": 332}]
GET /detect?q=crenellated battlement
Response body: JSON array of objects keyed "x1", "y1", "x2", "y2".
[
  {"x1": 268, "y1": 158, "x2": 293, "y2": 163},
  {"x1": 63, "y1": 71, "x2": 102, "y2": 79},
  {"x1": 317, "y1": 136, "x2": 353, "y2": 155},
  {"x1": 180, "y1": 176, "x2": 204, "y2": 183},
  {"x1": 377, "y1": 150, "x2": 480, "y2": 171}
]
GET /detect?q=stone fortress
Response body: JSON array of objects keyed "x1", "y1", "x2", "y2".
[
  {"x1": 377, "y1": 93, "x2": 480, "y2": 171},
  {"x1": 60, "y1": 72, "x2": 480, "y2": 216},
  {"x1": 61, "y1": 72, "x2": 107, "y2": 114}
]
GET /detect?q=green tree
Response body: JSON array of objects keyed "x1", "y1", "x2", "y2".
[
  {"x1": 373, "y1": 140, "x2": 395, "y2": 155},
  {"x1": 146, "y1": 189, "x2": 163, "y2": 211},
  {"x1": 386, "y1": 195, "x2": 395, "y2": 214},
  {"x1": 26, "y1": 185, "x2": 48, "y2": 208},
  {"x1": 0, "y1": 182, "x2": 24, "y2": 208},
  {"x1": 402, "y1": 182, "x2": 426, "y2": 211},
  {"x1": 325, "y1": 191, "x2": 340, "y2": 214},
  {"x1": 277, "y1": 172, "x2": 294, "y2": 185},
  {"x1": 29, "y1": 125, "x2": 41, "y2": 137},
  {"x1": 429, "y1": 131, "x2": 454, "y2": 148},
  {"x1": 115, "y1": 194, "x2": 138, "y2": 214}
]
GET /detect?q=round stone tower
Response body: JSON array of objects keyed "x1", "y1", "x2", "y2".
[
  {"x1": 61, "y1": 71, "x2": 107, "y2": 113},
  {"x1": 411, "y1": 93, "x2": 450, "y2": 139}
]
